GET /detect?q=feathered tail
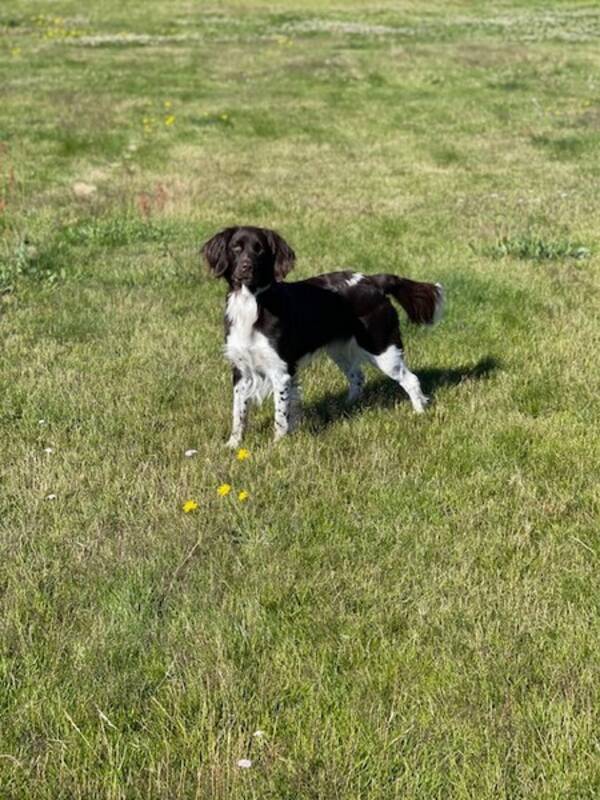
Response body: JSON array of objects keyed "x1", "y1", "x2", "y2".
[{"x1": 371, "y1": 275, "x2": 444, "y2": 325}]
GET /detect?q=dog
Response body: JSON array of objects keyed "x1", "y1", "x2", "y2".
[{"x1": 202, "y1": 225, "x2": 443, "y2": 446}]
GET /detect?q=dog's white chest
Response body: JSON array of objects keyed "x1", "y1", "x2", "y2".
[{"x1": 224, "y1": 288, "x2": 284, "y2": 381}]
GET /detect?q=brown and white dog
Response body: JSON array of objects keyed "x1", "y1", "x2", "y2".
[{"x1": 202, "y1": 226, "x2": 443, "y2": 446}]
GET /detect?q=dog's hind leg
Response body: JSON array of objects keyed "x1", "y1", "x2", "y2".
[
  {"x1": 357, "y1": 301, "x2": 428, "y2": 413},
  {"x1": 343, "y1": 366, "x2": 365, "y2": 404},
  {"x1": 371, "y1": 345, "x2": 428, "y2": 413},
  {"x1": 327, "y1": 341, "x2": 365, "y2": 404},
  {"x1": 336, "y1": 361, "x2": 365, "y2": 404}
]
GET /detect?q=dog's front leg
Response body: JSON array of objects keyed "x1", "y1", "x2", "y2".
[
  {"x1": 273, "y1": 373, "x2": 294, "y2": 442},
  {"x1": 227, "y1": 370, "x2": 251, "y2": 448}
]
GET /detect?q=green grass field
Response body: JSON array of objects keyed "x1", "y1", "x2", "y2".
[{"x1": 1, "y1": 1, "x2": 600, "y2": 797}]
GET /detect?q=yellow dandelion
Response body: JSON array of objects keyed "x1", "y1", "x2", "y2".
[
  {"x1": 238, "y1": 490, "x2": 250, "y2": 502},
  {"x1": 236, "y1": 448, "x2": 250, "y2": 461},
  {"x1": 182, "y1": 499, "x2": 199, "y2": 513},
  {"x1": 217, "y1": 483, "x2": 232, "y2": 497},
  {"x1": 164, "y1": 115, "x2": 176, "y2": 126},
  {"x1": 164, "y1": 100, "x2": 172, "y2": 109}
]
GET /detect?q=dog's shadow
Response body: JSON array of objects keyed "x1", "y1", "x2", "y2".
[{"x1": 303, "y1": 356, "x2": 499, "y2": 432}]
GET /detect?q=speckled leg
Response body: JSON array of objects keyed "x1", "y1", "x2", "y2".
[
  {"x1": 226, "y1": 371, "x2": 252, "y2": 448},
  {"x1": 327, "y1": 343, "x2": 365, "y2": 403},
  {"x1": 273, "y1": 373, "x2": 295, "y2": 441}
]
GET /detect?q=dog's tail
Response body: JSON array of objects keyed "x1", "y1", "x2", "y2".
[{"x1": 372, "y1": 275, "x2": 444, "y2": 325}]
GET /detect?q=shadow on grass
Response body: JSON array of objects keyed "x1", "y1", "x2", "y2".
[{"x1": 304, "y1": 356, "x2": 499, "y2": 432}]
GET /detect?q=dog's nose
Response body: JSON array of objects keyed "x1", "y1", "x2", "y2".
[{"x1": 236, "y1": 262, "x2": 253, "y2": 283}]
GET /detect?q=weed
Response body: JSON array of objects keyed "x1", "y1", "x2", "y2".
[{"x1": 481, "y1": 235, "x2": 591, "y2": 261}]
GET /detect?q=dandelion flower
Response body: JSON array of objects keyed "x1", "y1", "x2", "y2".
[
  {"x1": 236, "y1": 448, "x2": 250, "y2": 461},
  {"x1": 217, "y1": 483, "x2": 232, "y2": 497},
  {"x1": 237, "y1": 758, "x2": 252, "y2": 769},
  {"x1": 253, "y1": 730, "x2": 265, "y2": 738},
  {"x1": 182, "y1": 499, "x2": 199, "y2": 513},
  {"x1": 238, "y1": 490, "x2": 250, "y2": 502},
  {"x1": 164, "y1": 115, "x2": 176, "y2": 126},
  {"x1": 164, "y1": 100, "x2": 172, "y2": 109}
]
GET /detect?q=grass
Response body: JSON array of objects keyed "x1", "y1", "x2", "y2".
[
  {"x1": 1, "y1": 1, "x2": 600, "y2": 797},
  {"x1": 480, "y1": 235, "x2": 591, "y2": 261}
]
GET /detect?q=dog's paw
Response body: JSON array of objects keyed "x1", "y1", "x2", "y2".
[
  {"x1": 225, "y1": 437, "x2": 241, "y2": 449},
  {"x1": 343, "y1": 388, "x2": 359, "y2": 405},
  {"x1": 413, "y1": 395, "x2": 429, "y2": 414}
]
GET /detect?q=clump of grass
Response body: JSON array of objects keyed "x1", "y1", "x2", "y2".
[
  {"x1": 0, "y1": 218, "x2": 179, "y2": 288},
  {"x1": 55, "y1": 129, "x2": 126, "y2": 159},
  {"x1": 62, "y1": 216, "x2": 177, "y2": 248},
  {"x1": 189, "y1": 111, "x2": 233, "y2": 128},
  {"x1": 531, "y1": 134, "x2": 590, "y2": 161},
  {"x1": 0, "y1": 238, "x2": 69, "y2": 287},
  {"x1": 431, "y1": 145, "x2": 465, "y2": 167},
  {"x1": 481, "y1": 235, "x2": 590, "y2": 261}
]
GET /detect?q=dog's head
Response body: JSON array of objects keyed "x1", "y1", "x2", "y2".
[{"x1": 201, "y1": 226, "x2": 295, "y2": 292}]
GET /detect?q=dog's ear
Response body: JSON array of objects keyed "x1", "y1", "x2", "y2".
[
  {"x1": 265, "y1": 229, "x2": 296, "y2": 281},
  {"x1": 201, "y1": 227, "x2": 237, "y2": 277}
]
